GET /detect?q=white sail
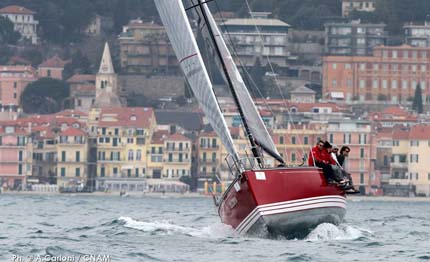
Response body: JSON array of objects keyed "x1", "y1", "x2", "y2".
[
  {"x1": 200, "y1": 3, "x2": 283, "y2": 162},
  {"x1": 155, "y1": 0, "x2": 241, "y2": 163}
]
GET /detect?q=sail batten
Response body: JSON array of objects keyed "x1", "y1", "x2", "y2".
[
  {"x1": 199, "y1": 3, "x2": 284, "y2": 163},
  {"x1": 155, "y1": 0, "x2": 240, "y2": 164}
]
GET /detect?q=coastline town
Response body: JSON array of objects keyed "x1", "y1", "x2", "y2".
[{"x1": 1, "y1": 1, "x2": 430, "y2": 198}]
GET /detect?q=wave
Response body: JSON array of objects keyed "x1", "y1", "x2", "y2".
[
  {"x1": 305, "y1": 223, "x2": 373, "y2": 241},
  {"x1": 118, "y1": 217, "x2": 235, "y2": 238}
]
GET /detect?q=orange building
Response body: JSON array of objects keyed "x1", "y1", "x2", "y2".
[
  {"x1": 323, "y1": 45, "x2": 430, "y2": 103},
  {"x1": 0, "y1": 66, "x2": 38, "y2": 112},
  {"x1": 38, "y1": 55, "x2": 69, "y2": 80}
]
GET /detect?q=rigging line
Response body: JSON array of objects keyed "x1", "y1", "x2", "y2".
[
  {"x1": 196, "y1": 0, "x2": 265, "y2": 168},
  {"x1": 212, "y1": 1, "x2": 278, "y2": 119},
  {"x1": 212, "y1": 0, "x2": 281, "y2": 162},
  {"x1": 190, "y1": 0, "x2": 245, "y2": 171},
  {"x1": 243, "y1": 0, "x2": 307, "y2": 162}
]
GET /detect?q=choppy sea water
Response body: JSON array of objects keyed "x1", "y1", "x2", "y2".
[{"x1": 1, "y1": 194, "x2": 430, "y2": 262}]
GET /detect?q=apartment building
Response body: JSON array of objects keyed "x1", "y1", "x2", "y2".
[
  {"x1": 162, "y1": 133, "x2": 192, "y2": 179},
  {"x1": 118, "y1": 19, "x2": 177, "y2": 74},
  {"x1": 56, "y1": 128, "x2": 89, "y2": 190},
  {"x1": 326, "y1": 119, "x2": 375, "y2": 193},
  {"x1": 0, "y1": 5, "x2": 39, "y2": 44},
  {"x1": 274, "y1": 123, "x2": 326, "y2": 166},
  {"x1": 341, "y1": 0, "x2": 377, "y2": 17},
  {"x1": 404, "y1": 21, "x2": 430, "y2": 47},
  {"x1": 0, "y1": 66, "x2": 38, "y2": 112},
  {"x1": 87, "y1": 107, "x2": 156, "y2": 191},
  {"x1": 196, "y1": 130, "x2": 222, "y2": 188},
  {"x1": 0, "y1": 121, "x2": 32, "y2": 190},
  {"x1": 323, "y1": 45, "x2": 430, "y2": 103},
  {"x1": 324, "y1": 20, "x2": 387, "y2": 56},
  {"x1": 220, "y1": 12, "x2": 290, "y2": 68}
]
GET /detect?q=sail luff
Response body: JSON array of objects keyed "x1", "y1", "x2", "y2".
[
  {"x1": 200, "y1": 3, "x2": 284, "y2": 163},
  {"x1": 155, "y1": 0, "x2": 241, "y2": 165}
]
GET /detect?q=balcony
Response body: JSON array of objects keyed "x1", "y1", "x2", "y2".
[{"x1": 199, "y1": 159, "x2": 219, "y2": 165}]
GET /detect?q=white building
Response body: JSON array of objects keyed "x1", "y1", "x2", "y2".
[
  {"x1": 0, "y1": 5, "x2": 39, "y2": 44},
  {"x1": 220, "y1": 12, "x2": 290, "y2": 68},
  {"x1": 341, "y1": 0, "x2": 376, "y2": 17}
]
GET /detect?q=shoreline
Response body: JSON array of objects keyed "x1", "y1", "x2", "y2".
[{"x1": 1, "y1": 191, "x2": 430, "y2": 201}]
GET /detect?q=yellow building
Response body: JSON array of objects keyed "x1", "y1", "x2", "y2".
[
  {"x1": 88, "y1": 107, "x2": 156, "y2": 192},
  {"x1": 56, "y1": 128, "x2": 89, "y2": 190},
  {"x1": 407, "y1": 125, "x2": 430, "y2": 196},
  {"x1": 31, "y1": 126, "x2": 57, "y2": 184},
  {"x1": 196, "y1": 130, "x2": 222, "y2": 189},
  {"x1": 162, "y1": 133, "x2": 192, "y2": 179}
]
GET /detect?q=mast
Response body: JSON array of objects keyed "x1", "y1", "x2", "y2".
[{"x1": 195, "y1": 0, "x2": 264, "y2": 168}]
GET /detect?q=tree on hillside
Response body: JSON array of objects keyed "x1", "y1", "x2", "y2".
[
  {"x1": 0, "y1": 16, "x2": 20, "y2": 45},
  {"x1": 21, "y1": 78, "x2": 70, "y2": 114},
  {"x1": 412, "y1": 84, "x2": 423, "y2": 114},
  {"x1": 63, "y1": 50, "x2": 92, "y2": 80}
]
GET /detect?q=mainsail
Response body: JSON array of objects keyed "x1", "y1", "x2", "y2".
[
  {"x1": 196, "y1": 2, "x2": 284, "y2": 163},
  {"x1": 155, "y1": 0, "x2": 241, "y2": 164}
]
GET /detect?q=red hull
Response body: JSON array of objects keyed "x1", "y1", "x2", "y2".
[{"x1": 218, "y1": 167, "x2": 346, "y2": 237}]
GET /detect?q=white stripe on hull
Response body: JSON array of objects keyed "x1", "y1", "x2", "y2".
[{"x1": 235, "y1": 195, "x2": 346, "y2": 234}]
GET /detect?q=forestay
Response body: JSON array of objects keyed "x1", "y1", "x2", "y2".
[
  {"x1": 198, "y1": 3, "x2": 284, "y2": 162},
  {"x1": 155, "y1": 0, "x2": 241, "y2": 164}
]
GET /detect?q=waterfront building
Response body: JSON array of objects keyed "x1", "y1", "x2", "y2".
[
  {"x1": 220, "y1": 12, "x2": 290, "y2": 68},
  {"x1": 162, "y1": 133, "x2": 192, "y2": 179},
  {"x1": 323, "y1": 45, "x2": 430, "y2": 103},
  {"x1": 324, "y1": 20, "x2": 387, "y2": 56},
  {"x1": 87, "y1": 107, "x2": 156, "y2": 191},
  {"x1": 0, "y1": 5, "x2": 39, "y2": 44},
  {"x1": 341, "y1": 0, "x2": 376, "y2": 17},
  {"x1": 196, "y1": 130, "x2": 222, "y2": 190},
  {"x1": 56, "y1": 127, "x2": 89, "y2": 190},
  {"x1": 406, "y1": 125, "x2": 430, "y2": 196},
  {"x1": 0, "y1": 121, "x2": 32, "y2": 190},
  {"x1": 118, "y1": 19, "x2": 177, "y2": 74},
  {"x1": 326, "y1": 119, "x2": 375, "y2": 193}
]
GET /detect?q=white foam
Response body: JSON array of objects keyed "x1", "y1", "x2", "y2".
[
  {"x1": 118, "y1": 217, "x2": 236, "y2": 238},
  {"x1": 305, "y1": 223, "x2": 372, "y2": 241}
]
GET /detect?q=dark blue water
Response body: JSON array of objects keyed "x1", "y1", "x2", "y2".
[{"x1": 1, "y1": 194, "x2": 429, "y2": 262}]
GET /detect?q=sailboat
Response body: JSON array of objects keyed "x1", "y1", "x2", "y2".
[{"x1": 155, "y1": 0, "x2": 346, "y2": 237}]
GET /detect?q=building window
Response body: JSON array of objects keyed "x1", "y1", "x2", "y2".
[
  {"x1": 332, "y1": 80, "x2": 337, "y2": 88},
  {"x1": 136, "y1": 150, "x2": 142, "y2": 161},
  {"x1": 128, "y1": 150, "x2": 134, "y2": 161},
  {"x1": 329, "y1": 134, "x2": 333, "y2": 143},
  {"x1": 113, "y1": 167, "x2": 118, "y2": 176},
  {"x1": 391, "y1": 80, "x2": 397, "y2": 89},
  {"x1": 279, "y1": 136, "x2": 284, "y2": 144},
  {"x1": 168, "y1": 153, "x2": 173, "y2": 162},
  {"x1": 382, "y1": 79, "x2": 387, "y2": 89},
  {"x1": 372, "y1": 80, "x2": 378, "y2": 89},
  {"x1": 332, "y1": 63, "x2": 337, "y2": 69},
  {"x1": 360, "y1": 148, "x2": 365, "y2": 158},
  {"x1": 360, "y1": 173, "x2": 364, "y2": 184},
  {"x1": 61, "y1": 167, "x2": 66, "y2": 177},
  {"x1": 75, "y1": 168, "x2": 80, "y2": 177},
  {"x1": 61, "y1": 151, "x2": 66, "y2": 162},
  {"x1": 135, "y1": 168, "x2": 139, "y2": 177},
  {"x1": 304, "y1": 137, "x2": 308, "y2": 145},
  {"x1": 100, "y1": 167, "x2": 105, "y2": 177},
  {"x1": 76, "y1": 151, "x2": 80, "y2": 162},
  {"x1": 291, "y1": 153, "x2": 296, "y2": 162},
  {"x1": 359, "y1": 79, "x2": 365, "y2": 88},
  {"x1": 410, "y1": 154, "x2": 419, "y2": 163},
  {"x1": 291, "y1": 136, "x2": 296, "y2": 144},
  {"x1": 47, "y1": 69, "x2": 51, "y2": 77},
  {"x1": 392, "y1": 50, "x2": 397, "y2": 58}
]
